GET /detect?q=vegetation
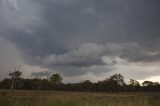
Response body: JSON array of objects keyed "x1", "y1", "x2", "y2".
[
  {"x1": 0, "y1": 91, "x2": 160, "y2": 106},
  {"x1": 0, "y1": 71, "x2": 159, "y2": 106},
  {"x1": 0, "y1": 71, "x2": 159, "y2": 92},
  {"x1": 9, "y1": 69, "x2": 22, "y2": 93}
]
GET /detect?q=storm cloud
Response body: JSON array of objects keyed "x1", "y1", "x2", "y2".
[{"x1": 0, "y1": 0, "x2": 160, "y2": 82}]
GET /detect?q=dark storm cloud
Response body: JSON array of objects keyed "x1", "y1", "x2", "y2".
[
  {"x1": 30, "y1": 71, "x2": 51, "y2": 78},
  {"x1": 0, "y1": 0, "x2": 160, "y2": 76},
  {"x1": 40, "y1": 0, "x2": 160, "y2": 43}
]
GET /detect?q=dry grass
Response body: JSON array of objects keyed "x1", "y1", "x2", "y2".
[{"x1": 0, "y1": 90, "x2": 160, "y2": 106}]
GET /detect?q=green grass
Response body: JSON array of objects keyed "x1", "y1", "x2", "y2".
[{"x1": 0, "y1": 90, "x2": 160, "y2": 106}]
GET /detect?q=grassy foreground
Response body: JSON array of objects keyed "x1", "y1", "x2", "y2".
[{"x1": 0, "y1": 90, "x2": 160, "y2": 106}]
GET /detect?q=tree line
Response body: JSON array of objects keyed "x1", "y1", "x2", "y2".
[{"x1": 0, "y1": 71, "x2": 159, "y2": 93}]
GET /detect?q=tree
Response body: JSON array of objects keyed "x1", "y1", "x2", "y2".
[
  {"x1": 153, "y1": 82, "x2": 159, "y2": 86},
  {"x1": 109, "y1": 74, "x2": 125, "y2": 86},
  {"x1": 108, "y1": 74, "x2": 125, "y2": 93},
  {"x1": 0, "y1": 78, "x2": 11, "y2": 89},
  {"x1": 9, "y1": 66, "x2": 22, "y2": 93},
  {"x1": 82, "y1": 80, "x2": 92, "y2": 92},
  {"x1": 1, "y1": 72, "x2": 160, "y2": 92},
  {"x1": 50, "y1": 73, "x2": 63, "y2": 85},
  {"x1": 142, "y1": 81, "x2": 153, "y2": 87},
  {"x1": 129, "y1": 79, "x2": 140, "y2": 91}
]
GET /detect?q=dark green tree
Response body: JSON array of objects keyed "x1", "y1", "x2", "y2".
[
  {"x1": 82, "y1": 80, "x2": 92, "y2": 92},
  {"x1": 50, "y1": 73, "x2": 63, "y2": 84},
  {"x1": 50, "y1": 73, "x2": 63, "y2": 90},
  {"x1": 108, "y1": 74, "x2": 125, "y2": 93}
]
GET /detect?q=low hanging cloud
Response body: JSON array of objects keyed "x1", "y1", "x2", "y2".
[
  {"x1": 30, "y1": 71, "x2": 51, "y2": 78},
  {"x1": 35, "y1": 42, "x2": 160, "y2": 68},
  {"x1": 42, "y1": 43, "x2": 105, "y2": 67}
]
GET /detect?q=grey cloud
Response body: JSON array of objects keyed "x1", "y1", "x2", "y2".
[
  {"x1": 42, "y1": 43, "x2": 105, "y2": 67},
  {"x1": 57, "y1": 65, "x2": 114, "y2": 77},
  {"x1": 0, "y1": 0, "x2": 160, "y2": 78},
  {"x1": 0, "y1": 36, "x2": 23, "y2": 80},
  {"x1": 1, "y1": 0, "x2": 160, "y2": 53},
  {"x1": 30, "y1": 71, "x2": 51, "y2": 78},
  {"x1": 105, "y1": 42, "x2": 160, "y2": 63},
  {"x1": 30, "y1": 42, "x2": 160, "y2": 71}
]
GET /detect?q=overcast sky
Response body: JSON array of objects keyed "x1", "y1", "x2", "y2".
[{"x1": 0, "y1": 0, "x2": 160, "y2": 83}]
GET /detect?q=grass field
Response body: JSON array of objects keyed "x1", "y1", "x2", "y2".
[{"x1": 0, "y1": 90, "x2": 160, "y2": 106}]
